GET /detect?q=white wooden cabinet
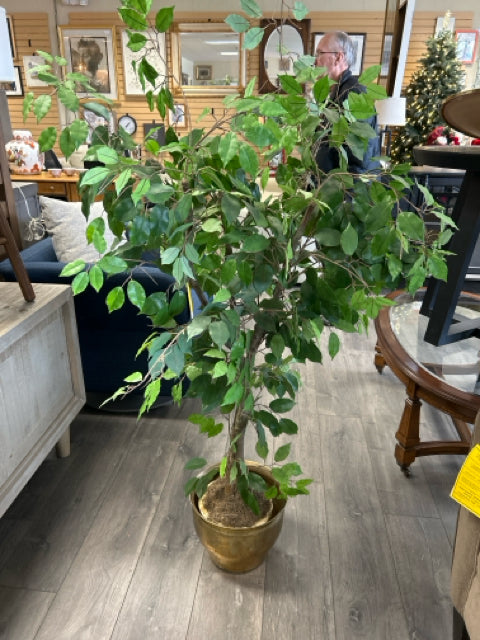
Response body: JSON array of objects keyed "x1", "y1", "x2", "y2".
[{"x1": 0, "y1": 283, "x2": 85, "y2": 517}]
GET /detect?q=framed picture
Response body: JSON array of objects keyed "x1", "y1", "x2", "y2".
[
  {"x1": 120, "y1": 29, "x2": 166, "y2": 97},
  {"x1": 6, "y1": 15, "x2": 16, "y2": 60},
  {"x1": 435, "y1": 15, "x2": 455, "y2": 35},
  {"x1": 195, "y1": 65, "x2": 212, "y2": 82},
  {"x1": 23, "y1": 55, "x2": 47, "y2": 87},
  {"x1": 59, "y1": 27, "x2": 117, "y2": 99},
  {"x1": 455, "y1": 29, "x2": 479, "y2": 64},
  {"x1": 381, "y1": 34, "x2": 393, "y2": 77},
  {"x1": 169, "y1": 103, "x2": 186, "y2": 127},
  {"x1": 0, "y1": 66, "x2": 23, "y2": 96},
  {"x1": 312, "y1": 33, "x2": 366, "y2": 76}
]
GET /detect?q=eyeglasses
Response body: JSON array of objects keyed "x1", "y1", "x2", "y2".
[{"x1": 316, "y1": 51, "x2": 340, "y2": 56}]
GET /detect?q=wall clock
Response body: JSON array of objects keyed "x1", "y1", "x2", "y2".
[{"x1": 118, "y1": 113, "x2": 137, "y2": 135}]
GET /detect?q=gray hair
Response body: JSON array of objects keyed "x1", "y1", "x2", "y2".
[{"x1": 331, "y1": 31, "x2": 356, "y2": 69}]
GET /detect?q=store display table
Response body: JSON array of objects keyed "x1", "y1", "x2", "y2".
[
  {"x1": 374, "y1": 289, "x2": 480, "y2": 474},
  {"x1": 11, "y1": 170, "x2": 82, "y2": 202}
]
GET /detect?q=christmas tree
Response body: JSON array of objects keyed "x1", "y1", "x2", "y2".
[{"x1": 390, "y1": 27, "x2": 465, "y2": 164}]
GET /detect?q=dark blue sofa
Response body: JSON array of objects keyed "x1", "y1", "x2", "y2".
[{"x1": 0, "y1": 237, "x2": 199, "y2": 411}]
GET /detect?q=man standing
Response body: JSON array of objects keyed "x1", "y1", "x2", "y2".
[{"x1": 314, "y1": 31, "x2": 380, "y2": 174}]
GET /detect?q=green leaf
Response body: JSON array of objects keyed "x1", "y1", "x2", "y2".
[
  {"x1": 279, "y1": 75, "x2": 302, "y2": 95},
  {"x1": 240, "y1": 0, "x2": 262, "y2": 17},
  {"x1": 328, "y1": 332, "x2": 340, "y2": 359},
  {"x1": 155, "y1": 6, "x2": 174, "y2": 32},
  {"x1": 202, "y1": 218, "x2": 223, "y2": 233},
  {"x1": 187, "y1": 315, "x2": 212, "y2": 339},
  {"x1": 57, "y1": 85, "x2": 79, "y2": 112},
  {"x1": 71, "y1": 271, "x2": 89, "y2": 294},
  {"x1": 270, "y1": 398, "x2": 295, "y2": 413},
  {"x1": 239, "y1": 143, "x2": 259, "y2": 176},
  {"x1": 340, "y1": 223, "x2": 358, "y2": 255},
  {"x1": 81, "y1": 166, "x2": 113, "y2": 187},
  {"x1": 358, "y1": 65, "x2": 381, "y2": 85},
  {"x1": 184, "y1": 457, "x2": 207, "y2": 470},
  {"x1": 132, "y1": 178, "x2": 151, "y2": 204},
  {"x1": 98, "y1": 255, "x2": 128, "y2": 274},
  {"x1": 22, "y1": 92, "x2": 35, "y2": 122},
  {"x1": 225, "y1": 13, "x2": 250, "y2": 33},
  {"x1": 127, "y1": 32, "x2": 147, "y2": 52},
  {"x1": 244, "y1": 27, "x2": 264, "y2": 50},
  {"x1": 89, "y1": 264, "x2": 104, "y2": 292},
  {"x1": 218, "y1": 132, "x2": 239, "y2": 167},
  {"x1": 209, "y1": 320, "x2": 230, "y2": 347},
  {"x1": 278, "y1": 418, "x2": 298, "y2": 434},
  {"x1": 96, "y1": 147, "x2": 119, "y2": 165},
  {"x1": 33, "y1": 94, "x2": 52, "y2": 123},
  {"x1": 293, "y1": 1, "x2": 309, "y2": 20},
  {"x1": 243, "y1": 234, "x2": 269, "y2": 252},
  {"x1": 115, "y1": 168, "x2": 132, "y2": 195},
  {"x1": 127, "y1": 280, "x2": 146, "y2": 310},
  {"x1": 222, "y1": 382, "x2": 245, "y2": 406},
  {"x1": 397, "y1": 211, "x2": 425, "y2": 241},
  {"x1": 428, "y1": 254, "x2": 448, "y2": 281},
  {"x1": 274, "y1": 443, "x2": 291, "y2": 462},
  {"x1": 119, "y1": 7, "x2": 148, "y2": 30},
  {"x1": 61, "y1": 259, "x2": 86, "y2": 277},
  {"x1": 124, "y1": 371, "x2": 143, "y2": 383},
  {"x1": 106, "y1": 286, "x2": 125, "y2": 312},
  {"x1": 38, "y1": 127, "x2": 57, "y2": 152}
]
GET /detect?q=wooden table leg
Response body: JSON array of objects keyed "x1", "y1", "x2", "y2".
[
  {"x1": 374, "y1": 341, "x2": 386, "y2": 373},
  {"x1": 394, "y1": 379, "x2": 422, "y2": 475},
  {"x1": 55, "y1": 427, "x2": 71, "y2": 458}
]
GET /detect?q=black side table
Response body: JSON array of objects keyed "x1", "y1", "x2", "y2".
[{"x1": 413, "y1": 146, "x2": 480, "y2": 346}]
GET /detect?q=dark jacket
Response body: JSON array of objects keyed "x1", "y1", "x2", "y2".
[{"x1": 315, "y1": 69, "x2": 381, "y2": 175}]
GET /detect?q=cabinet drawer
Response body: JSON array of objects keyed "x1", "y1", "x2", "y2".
[{"x1": 38, "y1": 181, "x2": 68, "y2": 197}]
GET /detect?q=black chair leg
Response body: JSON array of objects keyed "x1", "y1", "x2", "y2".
[{"x1": 453, "y1": 607, "x2": 470, "y2": 640}]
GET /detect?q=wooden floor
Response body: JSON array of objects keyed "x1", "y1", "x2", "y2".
[{"x1": 0, "y1": 329, "x2": 466, "y2": 639}]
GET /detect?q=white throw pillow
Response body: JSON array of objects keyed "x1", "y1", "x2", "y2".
[{"x1": 39, "y1": 196, "x2": 116, "y2": 263}]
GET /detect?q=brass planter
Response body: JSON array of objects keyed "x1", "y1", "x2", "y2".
[{"x1": 190, "y1": 463, "x2": 287, "y2": 573}]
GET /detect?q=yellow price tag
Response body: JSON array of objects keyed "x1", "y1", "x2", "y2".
[{"x1": 451, "y1": 444, "x2": 480, "y2": 519}]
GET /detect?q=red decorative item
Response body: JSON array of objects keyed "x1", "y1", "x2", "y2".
[
  {"x1": 426, "y1": 125, "x2": 460, "y2": 146},
  {"x1": 471, "y1": 139, "x2": 480, "y2": 146}
]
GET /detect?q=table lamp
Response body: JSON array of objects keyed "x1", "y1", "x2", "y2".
[{"x1": 375, "y1": 97, "x2": 406, "y2": 156}]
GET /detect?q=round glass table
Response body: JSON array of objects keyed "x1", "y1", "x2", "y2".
[{"x1": 374, "y1": 289, "x2": 480, "y2": 474}]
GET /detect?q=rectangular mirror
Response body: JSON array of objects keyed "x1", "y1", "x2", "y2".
[{"x1": 172, "y1": 23, "x2": 245, "y2": 94}]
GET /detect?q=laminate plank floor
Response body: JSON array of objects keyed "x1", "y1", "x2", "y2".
[{"x1": 0, "y1": 329, "x2": 466, "y2": 639}]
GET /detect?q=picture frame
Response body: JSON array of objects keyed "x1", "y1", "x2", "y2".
[
  {"x1": 0, "y1": 66, "x2": 23, "y2": 96},
  {"x1": 455, "y1": 29, "x2": 479, "y2": 64},
  {"x1": 6, "y1": 15, "x2": 16, "y2": 60},
  {"x1": 169, "y1": 103, "x2": 186, "y2": 127},
  {"x1": 23, "y1": 55, "x2": 47, "y2": 88},
  {"x1": 435, "y1": 15, "x2": 455, "y2": 35},
  {"x1": 381, "y1": 34, "x2": 393, "y2": 77},
  {"x1": 195, "y1": 65, "x2": 212, "y2": 82},
  {"x1": 58, "y1": 27, "x2": 117, "y2": 99},
  {"x1": 312, "y1": 33, "x2": 366, "y2": 77},
  {"x1": 120, "y1": 29, "x2": 167, "y2": 97}
]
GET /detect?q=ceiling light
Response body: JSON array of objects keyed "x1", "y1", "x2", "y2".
[
  {"x1": 205, "y1": 40, "x2": 238, "y2": 45},
  {"x1": 220, "y1": 52, "x2": 238, "y2": 56}
]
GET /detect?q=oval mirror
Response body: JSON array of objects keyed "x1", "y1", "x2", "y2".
[{"x1": 259, "y1": 20, "x2": 310, "y2": 94}]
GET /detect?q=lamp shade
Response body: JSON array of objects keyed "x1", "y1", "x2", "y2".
[
  {"x1": 375, "y1": 97, "x2": 406, "y2": 127},
  {"x1": 0, "y1": 7, "x2": 15, "y2": 82}
]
